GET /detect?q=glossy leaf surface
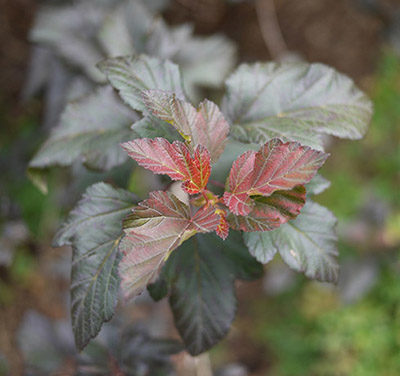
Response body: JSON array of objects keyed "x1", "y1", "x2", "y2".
[{"x1": 223, "y1": 62, "x2": 373, "y2": 149}]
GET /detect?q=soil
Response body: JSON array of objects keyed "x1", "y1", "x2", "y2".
[
  {"x1": 0, "y1": 0, "x2": 37, "y2": 103},
  {"x1": 166, "y1": 0, "x2": 389, "y2": 81}
]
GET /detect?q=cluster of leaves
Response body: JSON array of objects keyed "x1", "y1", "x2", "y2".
[
  {"x1": 27, "y1": 0, "x2": 236, "y2": 188},
  {"x1": 17, "y1": 310, "x2": 181, "y2": 376},
  {"x1": 29, "y1": 42, "x2": 372, "y2": 355},
  {"x1": 29, "y1": 0, "x2": 235, "y2": 96}
]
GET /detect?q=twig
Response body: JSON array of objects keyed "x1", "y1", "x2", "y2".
[
  {"x1": 209, "y1": 179, "x2": 225, "y2": 189},
  {"x1": 255, "y1": 0, "x2": 288, "y2": 60},
  {"x1": 194, "y1": 353, "x2": 213, "y2": 376}
]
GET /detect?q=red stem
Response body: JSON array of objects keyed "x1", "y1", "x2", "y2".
[{"x1": 208, "y1": 180, "x2": 225, "y2": 189}]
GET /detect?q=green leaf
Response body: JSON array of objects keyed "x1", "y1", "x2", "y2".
[
  {"x1": 147, "y1": 276, "x2": 169, "y2": 302},
  {"x1": 244, "y1": 201, "x2": 338, "y2": 283},
  {"x1": 98, "y1": 55, "x2": 186, "y2": 112},
  {"x1": 54, "y1": 183, "x2": 137, "y2": 351},
  {"x1": 28, "y1": 87, "x2": 138, "y2": 192},
  {"x1": 145, "y1": 19, "x2": 236, "y2": 95},
  {"x1": 97, "y1": 1, "x2": 135, "y2": 57},
  {"x1": 131, "y1": 114, "x2": 181, "y2": 141},
  {"x1": 305, "y1": 174, "x2": 331, "y2": 195},
  {"x1": 148, "y1": 231, "x2": 262, "y2": 302},
  {"x1": 165, "y1": 234, "x2": 236, "y2": 355},
  {"x1": 145, "y1": 20, "x2": 193, "y2": 61},
  {"x1": 97, "y1": 0, "x2": 161, "y2": 56},
  {"x1": 218, "y1": 231, "x2": 264, "y2": 281},
  {"x1": 30, "y1": 3, "x2": 106, "y2": 82},
  {"x1": 176, "y1": 33, "x2": 236, "y2": 90},
  {"x1": 157, "y1": 232, "x2": 262, "y2": 355},
  {"x1": 223, "y1": 62, "x2": 373, "y2": 149}
]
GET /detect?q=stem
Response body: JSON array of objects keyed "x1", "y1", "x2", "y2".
[
  {"x1": 194, "y1": 353, "x2": 212, "y2": 376},
  {"x1": 255, "y1": 0, "x2": 288, "y2": 60},
  {"x1": 201, "y1": 190, "x2": 209, "y2": 206},
  {"x1": 208, "y1": 179, "x2": 225, "y2": 189}
]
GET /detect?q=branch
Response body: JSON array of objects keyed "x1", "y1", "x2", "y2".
[{"x1": 255, "y1": 0, "x2": 288, "y2": 60}]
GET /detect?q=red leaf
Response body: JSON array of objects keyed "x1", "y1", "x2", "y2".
[
  {"x1": 191, "y1": 205, "x2": 221, "y2": 233},
  {"x1": 180, "y1": 144, "x2": 211, "y2": 194},
  {"x1": 224, "y1": 139, "x2": 328, "y2": 215},
  {"x1": 121, "y1": 137, "x2": 211, "y2": 194},
  {"x1": 142, "y1": 90, "x2": 229, "y2": 162},
  {"x1": 119, "y1": 191, "x2": 219, "y2": 300},
  {"x1": 228, "y1": 185, "x2": 306, "y2": 232},
  {"x1": 223, "y1": 150, "x2": 256, "y2": 216}
]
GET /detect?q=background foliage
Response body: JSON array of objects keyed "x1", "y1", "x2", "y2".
[{"x1": 1, "y1": 0, "x2": 400, "y2": 375}]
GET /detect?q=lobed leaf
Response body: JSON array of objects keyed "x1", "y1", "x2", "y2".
[
  {"x1": 121, "y1": 137, "x2": 211, "y2": 194},
  {"x1": 223, "y1": 62, "x2": 373, "y2": 149},
  {"x1": 28, "y1": 87, "x2": 138, "y2": 193},
  {"x1": 119, "y1": 191, "x2": 219, "y2": 300},
  {"x1": 53, "y1": 183, "x2": 137, "y2": 351},
  {"x1": 228, "y1": 185, "x2": 306, "y2": 232},
  {"x1": 244, "y1": 201, "x2": 338, "y2": 282},
  {"x1": 224, "y1": 138, "x2": 328, "y2": 215},
  {"x1": 142, "y1": 90, "x2": 230, "y2": 162},
  {"x1": 97, "y1": 55, "x2": 186, "y2": 112}
]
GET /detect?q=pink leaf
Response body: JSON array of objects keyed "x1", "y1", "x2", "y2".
[
  {"x1": 223, "y1": 150, "x2": 256, "y2": 216},
  {"x1": 224, "y1": 139, "x2": 328, "y2": 215},
  {"x1": 228, "y1": 185, "x2": 306, "y2": 232},
  {"x1": 119, "y1": 191, "x2": 219, "y2": 300},
  {"x1": 121, "y1": 137, "x2": 211, "y2": 194},
  {"x1": 180, "y1": 144, "x2": 211, "y2": 194},
  {"x1": 191, "y1": 205, "x2": 221, "y2": 233},
  {"x1": 142, "y1": 90, "x2": 229, "y2": 162}
]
